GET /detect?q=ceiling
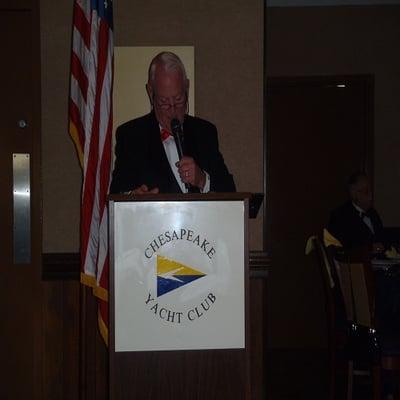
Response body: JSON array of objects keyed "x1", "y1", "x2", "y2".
[{"x1": 267, "y1": 0, "x2": 400, "y2": 6}]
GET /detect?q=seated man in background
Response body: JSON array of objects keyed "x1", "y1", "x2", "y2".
[
  {"x1": 328, "y1": 171, "x2": 384, "y2": 253},
  {"x1": 329, "y1": 172, "x2": 400, "y2": 399}
]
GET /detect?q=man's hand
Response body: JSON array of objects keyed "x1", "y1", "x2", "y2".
[
  {"x1": 129, "y1": 184, "x2": 159, "y2": 195},
  {"x1": 176, "y1": 156, "x2": 206, "y2": 190}
]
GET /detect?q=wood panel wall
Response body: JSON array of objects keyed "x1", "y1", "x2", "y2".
[
  {"x1": 41, "y1": 252, "x2": 268, "y2": 399},
  {"x1": 42, "y1": 281, "x2": 80, "y2": 399}
]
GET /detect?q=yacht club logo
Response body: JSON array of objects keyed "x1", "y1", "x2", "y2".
[
  {"x1": 143, "y1": 228, "x2": 217, "y2": 324},
  {"x1": 156, "y1": 255, "x2": 206, "y2": 297}
]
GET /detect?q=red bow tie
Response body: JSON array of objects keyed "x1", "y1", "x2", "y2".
[{"x1": 160, "y1": 128, "x2": 172, "y2": 141}]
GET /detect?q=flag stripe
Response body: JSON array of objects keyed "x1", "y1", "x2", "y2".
[
  {"x1": 71, "y1": 53, "x2": 88, "y2": 101},
  {"x1": 82, "y1": 18, "x2": 109, "y2": 277},
  {"x1": 69, "y1": 122, "x2": 84, "y2": 167},
  {"x1": 96, "y1": 109, "x2": 112, "y2": 284},
  {"x1": 77, "y1": 0, "x2": 91, "y2": 18},
  {"x1": 72, "y1": 26, "x2": 91, "y2": 78},
  {"x1": 70, "y1": 76, "x2": 88, "y2": 141},
  {"x1": 73, "y1": 1, "x2": 91, "y2": 48},
  {"x1": 69, "y1": 0, "x2": 113, "y2": 345},
  {"x1": 69, "y1": 99, "x2": 85, "y2": 150}
]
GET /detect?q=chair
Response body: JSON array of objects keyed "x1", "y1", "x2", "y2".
[
  {"x1": 333, "y1": 247, "x2": 400, "y2": 400},
  {"x1": 333, "y1": 253, "x2": 381, "y2": 400},
  {"x1": 307, "y1": 235, "x2": 353, "y2": 399},
  {"x1": 336, "y1": 247, "x2": 400, "y2": 400},
  {"x1": 307, "y1": 235, "x2": 382, "y2": 399}
]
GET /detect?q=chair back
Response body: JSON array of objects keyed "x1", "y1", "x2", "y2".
[
  {"x1": 333, "y1": 254, "x2": 381, "y2": 367},
  {"x1": 333, "y1": 257, "x2": 373, "y2": 328},
  {"x1": 309, "y1": 236, "x2": 347, "y2": 330}
]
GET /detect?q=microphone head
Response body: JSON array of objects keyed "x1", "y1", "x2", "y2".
[{"x1": 171, "y1": 118, "x2": 182, "y2": 134}]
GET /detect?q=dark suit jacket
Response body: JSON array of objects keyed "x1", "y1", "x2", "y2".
[
  {"x1": 328, "y1": 201, "x2": 384, "y2": 249},
  {"x1": 110, "y1": 112, "x2": 236, "y2": 194}
]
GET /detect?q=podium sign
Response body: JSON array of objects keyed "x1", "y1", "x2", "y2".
[{"x1": 111, "y1": 200, "x2": 245, "y2": 352}]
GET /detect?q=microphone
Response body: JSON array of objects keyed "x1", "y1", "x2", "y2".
[
  {"x1": 171, "y1": 118, "x2": 184, "y2": 160},
  {"x1": 170, "y1": 118, "x2": 189, "y2": 191}
]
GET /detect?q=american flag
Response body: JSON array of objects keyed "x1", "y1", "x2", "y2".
[{"x1": 69, "y1": 0, "x2": 114, "y2": 344}]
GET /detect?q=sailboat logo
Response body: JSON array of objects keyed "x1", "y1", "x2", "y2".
[{"x1": 156, "y1": 255, "x2": 206, "y2": 297}]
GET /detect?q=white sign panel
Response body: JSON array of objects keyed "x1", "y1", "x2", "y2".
[{"x1": 112, "y1": 200, "x2": 245, "y2": 352}]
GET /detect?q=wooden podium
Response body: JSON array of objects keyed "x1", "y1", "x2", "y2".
[{"x1": 108, "y1": 193, "x2": 251, "y2": 400}]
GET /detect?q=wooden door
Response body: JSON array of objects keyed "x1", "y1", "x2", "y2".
[
  {"x1": 265, "y1": 76, "x2": 373, "y2": 347},
  {"x1": 0, "y1": 5, "x2": 42, "y2": 399}
]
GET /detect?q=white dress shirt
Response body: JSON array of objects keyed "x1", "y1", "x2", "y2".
[
  {"x1": 353, "y1": 202, "x2": 374, "y2": 234},
  {"x1": 161, "y1": 129, "x2": 210, "y2": 193}
]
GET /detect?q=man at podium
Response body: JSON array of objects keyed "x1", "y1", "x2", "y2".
[{"x1": 110, "y1": 51, "x2": 235, "y2": 195}]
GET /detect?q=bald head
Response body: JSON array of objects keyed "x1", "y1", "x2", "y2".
[
  {"x1": 146, "y1": 52, "x2": 189, "y2": 131},
  {"x1": 147, "y1": 52, "x2": 188, "y2": 89},
  {"x1": 347, "y1": 172, "x2": 373, "y2": 211}
]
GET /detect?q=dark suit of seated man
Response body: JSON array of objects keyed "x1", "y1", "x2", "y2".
[
  {"x1": 110, "y1": 51, "x2": 235, "y2": 195},
  {"x1": 328, "y1": 172, "x2": 384, "y2": 252}
]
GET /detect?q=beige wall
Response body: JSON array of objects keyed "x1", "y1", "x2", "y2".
[
  {"x1": 41, "y1": 2, "x2": 400, "y2": 349},
  {"x1": 41, "y1": 0, "x2": 80, "y2": 252},
  {"x1": 266, "y1": 5, "x2": 400, "y2": 348},
  {"x1": 267, "y1": 5, "x2": 400, "y2": 227},
  {"x1": 40, "y1": 0, "x2": 264, "y2": 252}
]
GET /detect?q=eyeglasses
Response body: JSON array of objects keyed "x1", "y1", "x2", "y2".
[{"x1": 153, "y1": 93, "x2": 187, "y2": 111}]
